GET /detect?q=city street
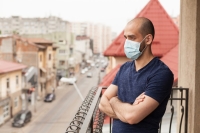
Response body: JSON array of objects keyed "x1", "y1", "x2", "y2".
[{"x1": 0, "y1": 67, "x2": 105, "y2": 133}]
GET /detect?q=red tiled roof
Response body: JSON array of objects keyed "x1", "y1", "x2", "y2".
[
  {"x1": 104, "y1": 0, "x2": 179, "y2": 57},
  {"x1": 0, "y1": 60, "x2": 27, "y2": 74},
  {"x1": 99, "y1": 64, "x2": 121, "y2": 87},
  {"x1": 160, "y1": 45, "x2": 178, "y2": 82}
]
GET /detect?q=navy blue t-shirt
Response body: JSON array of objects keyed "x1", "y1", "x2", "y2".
[{"x1": 112, "y1": 57, "x2": 174, "y2": 133}]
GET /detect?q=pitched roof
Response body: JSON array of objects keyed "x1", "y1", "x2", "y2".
[
  {"x1": 0, "y1": 60, "x2": 27, "y2": 74},
  {"x1": 160, "y1": 45, "x2": 178, "y2": 82},
  {"x1": 104, "y1": 0, "x2": 179, "y2": 57},
  {"x1": 99, "y1": 64, "x2": 121, "y2": 87},
  {"x1": 27, "y1": 38, "x2": 53, "y2": 44}
]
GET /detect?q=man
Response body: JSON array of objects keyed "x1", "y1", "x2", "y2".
[{"x1": 99, "y1": 17, "x2": 174, "y2": 133}]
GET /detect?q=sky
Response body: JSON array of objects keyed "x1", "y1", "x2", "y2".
[{"x1": 1, "y1": 0, "x2": 180, "y2": 34}]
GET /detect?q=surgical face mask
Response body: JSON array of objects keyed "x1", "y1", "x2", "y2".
[{"x1": 124, "y1": 36, "x2": 147, "y2": 60}]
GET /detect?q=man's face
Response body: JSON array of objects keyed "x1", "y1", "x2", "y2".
[{"x1": 124, "y1": 21, "x2": 145, "y2": 51}]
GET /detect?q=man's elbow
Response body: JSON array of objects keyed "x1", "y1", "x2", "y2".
[
  {"x1": 125, "y1": 113, "x2": 141, "y2": 125},
  {"x1": 99, "y1": 103, "x2": 104, "y2": 112}
]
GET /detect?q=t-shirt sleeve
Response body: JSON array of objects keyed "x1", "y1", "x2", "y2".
[
  {"x1": 112, "y1": 70, "x2": 120, "y2": 86},
  {"x1": 111, "y1": 63, "x2": 127, "y2": 86},
  {"x1": 145, "y1": 69, "x2": 174, "y2": 104}
]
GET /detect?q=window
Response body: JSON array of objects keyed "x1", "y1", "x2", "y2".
[
  {"x1": 6, "y1": 78, "x2": 9, "y2": 88},
  {"x1": 3, "y1": 103, "x2": 9, "y2": 118},
  {"x1": 59, "y1": 50, "x2": 66, "y2": 54},
  {"x1": 48, "y1": 68, "x2": 51, "y2": 75},
  {"x1": 14, "y1": 97, "x2": 19, "y2": 108},
  {"x1": 59, "y1": 60, "x2": 65, "y2": 65},
  {"x1": 40, "y1": 55, "x2": 42, "y2": 62},
  {"x1": 16, "y1": 76, "x2": 19, "y2": 85},
  {"x1": 49, "y1": 54, "x2": 51, "y2": 60}
]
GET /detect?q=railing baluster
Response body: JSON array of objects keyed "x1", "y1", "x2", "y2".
[
  {"x1": 90, "y1": 116, "x2": 93, "y2": 133},
  {"x1": 158, "y1": 119, "x2": 162, "y2": 133},
  {"x1": 110, "y1": 117, "x2": 112, "y2": 133},
  {"x1": 179, "y1": 89, "x2": 184, "y2": 133},
  {"x1": 169, "y1": 89, "x2": 174, "y2": 133},
  {"x1": 185, "y1": 89, "x2": 189, "y2": 133}
]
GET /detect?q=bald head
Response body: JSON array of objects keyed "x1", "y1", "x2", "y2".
[{"x1": 127, "y1": 17, "x2": 155, "y2": 39}]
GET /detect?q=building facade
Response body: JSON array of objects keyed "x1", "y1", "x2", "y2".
[
  {"x1": 0, "y1": 16, "x2": 67, "y2": 35},
  {"x1": 0, "y1": 60, "x2": 26, "y2": 126},
  {"x1": 71, "y1": 22, "x2": 112, "y2": 55},
  {"x1": 0, "y1": 16, "x2": 73, "y2": 79},
  {"x1": 0, "y1": 36, "x2": 57, "y2": 100}
]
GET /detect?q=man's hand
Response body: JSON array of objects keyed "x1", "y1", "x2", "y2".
[{"x1": 133, "y1": 92, "x2": 145, "y2": 105}]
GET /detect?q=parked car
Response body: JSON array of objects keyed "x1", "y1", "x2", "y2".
[
  {"x1": 91, "y1": 63, "x2": 95, "y2": 67},
  {"x1": 81, "y1": 69, "x2": 86, "y2": 74},
  {"x1": 44, "y1": 93, "x2": 56, "y2": 102},
  {"x1": 87, "y1": 72, "x2": 92, "y2": 78},
  {"x1": 101, "y1": 67, "x2": 105, "y2": 72},
  {"x1": 96, "y1": 64, "x2": 99, "y2": 68},
  {"x1": 12, "y1": 110, "x2": 32, "y2": 127},
  {"x1": 84, "y1": 67, "x2": 88, "y2": 72}
]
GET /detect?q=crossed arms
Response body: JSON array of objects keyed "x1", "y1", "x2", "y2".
[{"x1": 99, "y1": 84, "x2": 159, "y2": 124}]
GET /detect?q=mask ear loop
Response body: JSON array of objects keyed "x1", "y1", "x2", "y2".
[{"x1": 139, "y1": 35, "x2": 148, "y2": 52}]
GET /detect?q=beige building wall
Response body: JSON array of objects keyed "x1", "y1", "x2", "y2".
[
  {"x1": 106, "y1": 56, "x2": 130, "y2": 74},
  {"x1": 10, "y1": 90, "x2": 22, "y2": 117},
  {"x1": 46, "y1": 46, "x2": 53, "y2": 69},
  {"x1": 115, "y1": 57, "x2": 131, "y2": 65},
  {"x1": 0, "y1": 70, "x2": 23, "y2": 121},
  {"x1": 1, "y1": 71, "x2": 22, "y2": 98},
  {"x1": 179, "y1": 0, "x2": 200, "y2": 132}
]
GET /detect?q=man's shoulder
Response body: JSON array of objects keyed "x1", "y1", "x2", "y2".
[
  {"x1": 154, "y1": 58, "x2": 174, "y2": 77},
  {"x1": 121, "y1": 61, "x2": 133, "y2": 68}
]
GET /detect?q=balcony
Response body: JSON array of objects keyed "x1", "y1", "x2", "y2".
[
  {"x1": 46, "y1": 73, "x2": 54, "y2": 81},
  {"x1": 52, "y1": 69, "x2": 56, "y2": 74},
  {"x1": 65, "y1": 87, "x2": 189, "y2": 133},
  {"x1": 39, "y1": 76, "x2": 46, "y2": 83},
  {"x1": 22, "y1": 82, "x2": 32, "y2": 90}
]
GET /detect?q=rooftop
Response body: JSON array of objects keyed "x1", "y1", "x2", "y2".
[
  {"x1": 99, "y1": 64, "x2": 121, "y2": 87},
  {"x1": 104, "y1": 0, "x2": 179, "y2": 57},
  {"x1": 0, "y1": 60, "x2": 26, "y2": 74},
  {"x1": 161, "y1": 45, "x2": 178, "y2": 82}
]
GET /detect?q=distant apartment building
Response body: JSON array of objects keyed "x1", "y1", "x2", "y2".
[
  {"x1": 74, "y1": 36, "x2": 93, "y2": 70},
  {"x1": 0, "y1": 35, "x2": 57, "y2": 99},
  {"x1": 71, "y1": 22, "x2": 112, "y2": 55},
  {"x1": 0, "y1": 16, "x2": 66, "y2": 35},
  {"x1": 0, "y1": 16, "x2": 73, "y2": 78},
  {"x1": 0, "y1": 60, "x2": 26, "y2": 125}
]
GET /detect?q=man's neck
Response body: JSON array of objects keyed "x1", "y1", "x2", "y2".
[{"x1": 134, "y1": 53, "x2": 154, "y2": 72}]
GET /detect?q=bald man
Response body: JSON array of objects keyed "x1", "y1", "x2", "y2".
[{"x1": 99, "y1": 17, "x2": 174, "y2": 133}]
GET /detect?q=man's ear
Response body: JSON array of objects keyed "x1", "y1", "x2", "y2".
[{"x1": 146, "y1": 34, "x2": 153, "y2": 45}]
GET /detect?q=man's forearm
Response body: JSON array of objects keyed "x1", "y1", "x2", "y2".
[
  {"x1": 99, "y1": 96, "x2": 118, "y2": 119},
  {"x1": 110, "y1": 97, "x2": 132, "y2": 122}
]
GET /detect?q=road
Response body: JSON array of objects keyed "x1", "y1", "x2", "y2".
[{"x1": 0, "y1": 67, "x2": 105, "y2": 133}]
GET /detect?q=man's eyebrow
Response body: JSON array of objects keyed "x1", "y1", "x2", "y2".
[{"x1": 124, "y1": 35, "x2": 136, "y2": 38}]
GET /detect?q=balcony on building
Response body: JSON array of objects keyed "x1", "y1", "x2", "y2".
[{"x1": 39, "y1": 76, "x2": 46, "y2": 83}]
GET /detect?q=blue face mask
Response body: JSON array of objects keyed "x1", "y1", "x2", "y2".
[{"x1": 124, "y1": 36, "x2": 147, "y2": 60}]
